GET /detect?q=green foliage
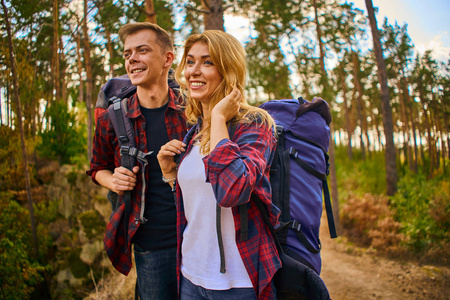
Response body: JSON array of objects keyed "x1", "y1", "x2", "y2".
[
  {"x1": 37, "y1": 102, "x2": 86, "y2": 165},
  {"x1": 0, "y1": 126, "x2": 19, "y2": 190},
  {"x1": 335, "y1": 145, "x2": 386, "y2": 200},
  {"x1": 390, "y1": 173, "x2": 450, "y2": 256},
  {"x1": 0, "y1": 192, "x2": 46, "y2": 299},
  {"x1": 336, "y1": 144, "x2": 450, "y2": 263}
]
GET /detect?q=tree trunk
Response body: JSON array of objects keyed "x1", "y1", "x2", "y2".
[
  {"x1": 410, "y1": 102, "x2": 419, "y2": 172},
  {"x1": 430, "y1": 92, "x2": 443, "y2": 171},
  {"x1": 83, "y1": 0, "x2": 93, "y2": 164},
  {"x1": 442, "y1": 87, "x2": 450, "y2": 165},
  {"x1": 329, "y1": 123, "x2": 340, "y2": 233},
  {"x1": 1, "y1": 0, "x2": 39, "y2": 257},
  {"x1": 417, "y1": 85, "x2": 434, "y2": 177},
  {"x1": 365, "y1": 0, "x2": 398, "y2": 195},
  {"x1": 52, "y1": 0, "x2": 60, "y2": 101},
  {"x1": 339, "y1": 65, "x2": 353, "y2": 160},
  {"x1": 402, "y1": 74, "x2": 419, "y2": 172},
  {"x1": 105, "y1": 26, "x2": 114, "y2": 78},
  {"x1": 145, "y1": 0, "x2": 157, "y2": 23},
  {"x1": 313, "y1": 0, "x2": 327, "y2": 92},
  {"x1": 201, "y1": 0, "x2": 224, "y2": 31},
  {"x1": 59, "y1": 35, "x2": 67, "y2": 104},
  {"x1": 352, "y1": 51, "x2": 366, "y2": 160},
  {"x1": 396, "y1": 77, "x2": 409, "y2": 168},
  {"x1": 76, "y1": 27, "x2": 84, "y2": 106}
]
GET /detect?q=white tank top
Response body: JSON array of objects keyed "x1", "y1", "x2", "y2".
[{"x1": 178, "y1": 143, "x2": 252, "y2": 290}]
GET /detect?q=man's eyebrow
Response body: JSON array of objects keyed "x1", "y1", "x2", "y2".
[{"x1": 123, "y1": 44, "x2": 151, "y2": 52}]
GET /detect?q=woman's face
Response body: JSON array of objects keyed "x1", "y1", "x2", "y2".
[{"x1": 184, "y1": 42, "x2": 223, "y2": 109}]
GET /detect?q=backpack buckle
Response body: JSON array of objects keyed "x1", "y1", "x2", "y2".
[
  {"x1": 290, "y1": 220, "x2": 301, "y2": 232},
  {"x1": 119, "y1": 135, "x2": 129, "y2": 144},
  {"x1": 289, "y1": 147, "x2": 298, "y2": 158},
  {"x1": 276, "y1": 125, "x2": 284, "y2": 135},
  {"x1": 120, "y1": 146, "x2": 138, "y2": 157},
  {"x1": 108, "y1": 96, "x2": 120, "y2": 107}
]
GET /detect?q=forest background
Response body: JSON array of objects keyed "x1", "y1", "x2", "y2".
[{"x1": 0, "y1": 0, "x2": 449, "y2": 299}]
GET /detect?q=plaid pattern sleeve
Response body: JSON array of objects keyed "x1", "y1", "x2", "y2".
[
  {"x1": 88, "y1": 89, "x2": 187, "y2": 275},
  {"x1": 86, "y1": 110, "x2": 119, "y2": 182}
]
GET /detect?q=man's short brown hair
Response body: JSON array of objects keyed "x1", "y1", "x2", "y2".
[{"x1": 118, "y1": 22, "x2": 173, "y2": 53}]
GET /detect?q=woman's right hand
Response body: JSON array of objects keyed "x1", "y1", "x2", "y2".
[{"x1": 157, "y1": 139, "x2": 186, "y2": 177}]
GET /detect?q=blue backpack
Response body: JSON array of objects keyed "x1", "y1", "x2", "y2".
[
  {"x1": 260, "y1": 97, "x2": 337, "y2": 275},
  {"x1": 256, "y1": 97, "x2": 336, "y2": 300}
]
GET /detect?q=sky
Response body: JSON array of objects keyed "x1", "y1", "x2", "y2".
[
  {"x1": 351, "y1": 0, "x2": 450, "y2": 61},
  {"x1": 224, "y1": 0, "x2": 450, "y2": 62}
]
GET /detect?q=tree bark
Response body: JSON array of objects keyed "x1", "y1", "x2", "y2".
[
  {"x1": 76, "y1": 22, "x2": 84, "y2": 106},
  {"x1": 83, "y1": 0, "x2": 93, "y2": 164},
  {"x1": 417, "y1": 84, "x2": 434, "y2": 177},
  {"x1": 59, "y1": 35, "x2": 67, "y2": 104},
  {"x1": 105, "y1": 26, "x2": 114, "y2": 78},
  {"x1": 52, "y1": 0, "x2": 60, "y2": 101},
  {"x1": 339, "y1": 64, "x2": 353, "y2": 160},
  {"x1": 329, "y1": 123, "x2": 340, "y2": 233},
  {"x1": 365, "y1": 0, "x2": 398, "y2": 195},
  {"x1": 145, "y1": 0, "x2": 157, "y2": 23},
  {"x1": 1, "y1": 0, "x2": 39, "y2": 257},
  {"x1": 201, "y1": 0, "x2": 224, "y2": 31},
  {"x1": 352, "y1": 51, "x2": 366, "y2": 160},
  {"x1": 401, "y1": 74, "x2": 418, "y2": 172}
]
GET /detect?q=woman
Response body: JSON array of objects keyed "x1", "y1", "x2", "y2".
[{"x1": 157, "y1": 30, "x2": 281, "y2": 299}]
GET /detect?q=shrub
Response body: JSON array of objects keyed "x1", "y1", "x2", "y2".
[
  {"x1": 341, "y1": 193, "x2": 405, "y2": 252},
  {"x1": 335, "y1": 146, "x2": 386, "y2": 200},
  {"x1": 0, "y1": 192, "x2": 46, "y2": 299},
  {"x1": 391, "y1": 173, "x2": 450, "y2": 263},
  {"x1": 37, "y1": 102, "x2": 86, "y2": 165}
]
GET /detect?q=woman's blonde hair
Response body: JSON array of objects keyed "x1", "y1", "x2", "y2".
[{"x1": 175, "y1": 30, "x2": 274, "y2": 154}]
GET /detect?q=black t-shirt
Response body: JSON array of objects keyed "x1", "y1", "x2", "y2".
[{"x1": 132, "y1": 102, "x2": 177, "y2": 250}]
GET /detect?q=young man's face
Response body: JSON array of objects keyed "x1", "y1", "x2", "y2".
[{"x1": 123, "y1": 29, "x2": 170, "y2": 88}]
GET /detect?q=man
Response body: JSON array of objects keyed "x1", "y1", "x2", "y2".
[{"x1": 87, "y1": 22, "x2": 186, "y2": 299}]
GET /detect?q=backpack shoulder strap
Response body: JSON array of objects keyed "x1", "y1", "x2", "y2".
[
  {"x1": 108, "y1": 97, "x2": 137, "y2": 170},
  {"x1": 107, "y1": 96, "x2": 154, "y2": 248}
]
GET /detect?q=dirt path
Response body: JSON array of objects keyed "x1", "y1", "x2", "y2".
[{"x1": 320, "y1": 228, "x2": 450, "y2": 300}]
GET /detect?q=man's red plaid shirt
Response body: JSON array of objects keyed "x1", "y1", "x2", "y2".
[{"x1": 87, "y1": 89, "x2": 187, "y2": 275}]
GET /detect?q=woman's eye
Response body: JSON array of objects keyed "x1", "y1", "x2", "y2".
[
  {"x1": 204, "y1": 60, "x2": 214, "y2": 66},
  {"x1": 186, "y1": 59, "x2": 194, "y2": 65}
]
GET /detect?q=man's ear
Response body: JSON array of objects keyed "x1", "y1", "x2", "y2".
[{"x1": 164, "y1": 51, "x2": 175, "y2": 67}]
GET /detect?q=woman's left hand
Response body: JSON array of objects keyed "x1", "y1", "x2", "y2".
[
  {"x1": 210, "y1": 87, "x2": 241, "y2": 151},
  {"x1": 211, "y1": 86, "x2": 241, "y2": 123}
]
